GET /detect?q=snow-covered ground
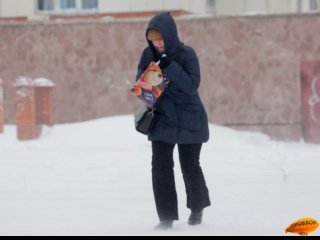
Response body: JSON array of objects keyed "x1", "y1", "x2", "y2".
[{"x1": 0, "y1": 116, "x2": 319, "y2": 236}]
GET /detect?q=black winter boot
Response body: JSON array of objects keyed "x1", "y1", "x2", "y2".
[
  {"x1": 188, "y1": 210, "x2": 203, "y2": 226},
  {"x1": 155, "y1": 220, "x2": 174, "y2": 230}
]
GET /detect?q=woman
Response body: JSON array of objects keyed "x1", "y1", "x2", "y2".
[{"x1": 136, "y1": 12, "x2": 211, "y2": 230}]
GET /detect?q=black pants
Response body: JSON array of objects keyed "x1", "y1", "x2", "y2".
[{"x1": 152, "y1": 141, "x2": 211, "y2": 221}]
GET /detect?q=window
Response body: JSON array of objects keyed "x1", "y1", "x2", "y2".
[
  {"x1": 206, "y1": 0, "x2": 216, "y2": 13},
  {"x1": 38, "y1": 0, "x2": 55, "y2": 11},
  {"x1": 37, "y1": 0, "x2": 98, "y2": 14},
  {"x1": 82, "y1": 0, "x2": 98, "y2": 10},
  {"x1": 310, "y1": 0, "x2": 318, "y2": 10},
  {"x1": 297, "y1": 0, "x2": 303, "y2": 12}
]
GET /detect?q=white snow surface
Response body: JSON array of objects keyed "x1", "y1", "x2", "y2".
[
  {"x1": 14, "y1": 77, "x2": 33, "y2": 87},
  {"x1": 33, "y1": 78, "x2": 55, "y2": 87},
  {"x1": 0, "y1": 115, "x2": 320, "y2": 236}
]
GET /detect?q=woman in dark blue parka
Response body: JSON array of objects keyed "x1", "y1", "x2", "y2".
[{"x1": 136, "y1": 13, "x2": 211, "y2": 230}]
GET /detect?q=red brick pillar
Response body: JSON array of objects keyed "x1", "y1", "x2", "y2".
[
  {"x1": 15, "y1": 77, "x2": 42, "y2": 141},
  {"x1": 301, "y1": 61, "x2": 320, "y2": 143},
  {"x1": 34, "y1": 78, "x2": 55, "y2": 127},
  {"x1": 0, "y1": 79, "x2": 4, "y2": 133}
]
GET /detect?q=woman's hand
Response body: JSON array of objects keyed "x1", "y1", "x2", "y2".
[{"x1": 159, "y1": 54, "x2": 171, "y2": 69}]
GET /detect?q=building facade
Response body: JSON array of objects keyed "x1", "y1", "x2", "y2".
[{"x1": 0, "y1": 0, "x2": 320, "y2": 19}]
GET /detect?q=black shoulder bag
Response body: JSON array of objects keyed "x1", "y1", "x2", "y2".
[
  {"x1": 134, "y1": 81, "x2": 169, "y2": 135},
  {"x1": 134, "y1": 105, "x2": 156, "y2": 135}
]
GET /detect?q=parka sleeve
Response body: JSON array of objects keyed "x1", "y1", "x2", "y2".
[{"x1": 163, "y1": 48, "x2": 200, "y2": 95}]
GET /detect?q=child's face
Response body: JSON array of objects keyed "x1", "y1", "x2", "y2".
[{"x1": 152, "y1": 37, "x2": 165, "y2": 53}]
